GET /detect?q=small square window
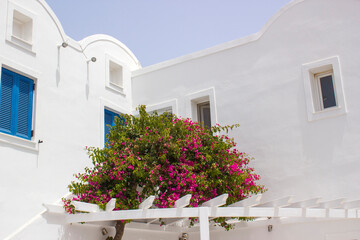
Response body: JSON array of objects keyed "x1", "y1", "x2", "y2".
[
  {"x1": 0, "y1": 68, "x2": 35, "y2": 140},
  {"x1": 187, "y1": 88, "x2": 217, "y2": 127},
  {"x1": 105, "y1": 54, "x2": 126, "y2": 94},
  {"x1": 109, "y1": 61, "x2": 123, "y2": 88},
  {"x1": 12, "y1": 10, "x2": 33, "y2": 43},
  {"x1": 6, "y1": 2, "x2": 37, "y2": 53},
  {"x1": 302, "y1": 56, "x2": 346, "y2": 121}
]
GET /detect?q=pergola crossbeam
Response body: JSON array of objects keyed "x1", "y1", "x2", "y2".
[
  {"x1": 43, "y1": 204, "x2": 65, "y2": 214},
  {"x1": 139, "y1": 196, "x2": 155, "y2": 209},
  {"x1": 259, "y1": 196, "x2": 294, "y2": 207},
  {"x1": 229, "y1": 194, "x2": 262, "y2": 207},
  {"x1": 201, "y1": 194, "x2": 228, "y2": 207},
  {"x1": 71, "y1": 201, "x2": 100, "y2": 213},
  {"x1": 286, "y1": 197, "x2": 321, "y2": 208},
  {"x1": 175, "y1": 194, "x2": 192, "y2": 208},
  {"x1": 106, "y1": 198, "x2": 117, "y2": 212},
  {"x1": 317, "y1": 198, "x2": 346, "y2": 208},
  {"x1": 343, "y1": 200, "x2": 360, "y2": 209},
  {"x1": 43, "y1": 194, "x2": 360, "y2": 240}
]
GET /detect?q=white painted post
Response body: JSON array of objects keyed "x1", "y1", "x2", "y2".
[{"x1": 199, "y1": 207, "x2": 210, "y2": 240}]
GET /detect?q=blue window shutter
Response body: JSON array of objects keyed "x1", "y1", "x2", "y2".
[
  {"x1": 0, "y1": 69, "x2": 14, "y2": 134},
  {"x1": 0, "y1": 68, "x2": 34, "y2": 140},
  {"x1": 16, "y1": 76, "x2": 33, "y2": 139},
  {"x1": 104, "y1": 109, "x2": 125, "y2": 145},
  {"x1": 104, "y1": 109, "x2": 113, "y2": 144}
]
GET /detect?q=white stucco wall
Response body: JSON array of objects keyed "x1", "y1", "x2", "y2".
[
  {"x1": 1, "y1": 0, "x2": 360, "y2": 239},
  {"x1": 0, "y1": 0, "x2": 140, "y2": 239},
  {"x1": 132, "y1": 0, "x2": 360, "y2": 202}
]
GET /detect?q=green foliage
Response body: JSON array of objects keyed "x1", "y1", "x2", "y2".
[{"x1": 67, "y1": 105, "x2": 265, "y2": 230}]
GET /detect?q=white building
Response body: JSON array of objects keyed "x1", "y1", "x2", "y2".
[{"x1": 1, "y1": 0, "x2": 360, "y2": 239}]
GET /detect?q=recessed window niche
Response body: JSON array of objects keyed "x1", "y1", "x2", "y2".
[
  {"x1": 105, "y1": 54, "x2": 126, "y2": 94},
  {"x1": 302, "y1": 56, "x2": 346, "y2": 121},
  {"x1": 12, "y1": 10, "x2": 33, "y2": 43},
  {"x1": 109, "y1": 60, "x2": 123, "y2": 88},
  {"x1": 6, "y1": 2, "x2": 37, "y2": 53}
]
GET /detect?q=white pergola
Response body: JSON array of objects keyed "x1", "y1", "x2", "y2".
[{"x1": 43, "y1": 194, "x2": 360, "y2": 240}]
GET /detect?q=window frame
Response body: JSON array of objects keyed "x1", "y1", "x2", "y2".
[
  {"x1": 100, "y1": 98, "x2": 129, "y2": 146},
  {"x1": 186, "y1": 87, "x2": 217, "y2": 127},
  {"x1": 302, "y1": 56, "x2": 346, "y2": 121},
  {"x1": 0, "y1": 67, "x2": 34, "y2": 140},
  {"x1": 314, "y1": 70, "x2": 336, "y2": 111}
]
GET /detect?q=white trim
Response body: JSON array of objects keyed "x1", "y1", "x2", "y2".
[
  {"x1": 302, "y1": 56, "x2": 347, "y2": 122},
  {"x1": 185, "y1": 87, "x2": 218, "y2": 126},
  {"x1": 132, "y1": 0, "x2": 305, "y2": 76},
  {"x1": 80, "y1": 35, "x2": 141, "y2": 69},
  {"x1": 0, "y1": 55, "x2": 41, "y2": 79},
  {"x1": 3, "y1": 210, "x2": 46, "y2": 240},
  {"x1": 0, "y1": 132, "x2": 38, "y2": 151},
  {"x1": 36, "y1": 0, "x2": 67, "y2": 42}
]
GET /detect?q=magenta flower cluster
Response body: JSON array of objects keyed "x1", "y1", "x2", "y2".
[{"x1": 67, "y1": 105, "x2": 265, "y2": 228}]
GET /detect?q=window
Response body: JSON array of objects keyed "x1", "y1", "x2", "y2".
[
  {"x1": 302, "y1": 56, "x2": 346, "y2": 121},
  {"x1": 6, "y1": 2, "x2": 36, "y2": 53},
  {"x1": 105, "y1": 54, "x2": 126, "y2": 94},
  {"x1": 0, "y1": 68, "x2": 34, "y2": 140},
  {"x1": 104, "y1": 109, "x2": 124, "y2": 144},
  {"x1": 109, "y1": 61, "x2": 123, "y2": 88},
  {"x1": 186, "y1": 88, "x2": 217, "y2": 127},
  {"x1": 12, "y1": 10, "x2": 33, "y2": 44},
  {"x1": 313, "y1": 71, "x2": 336, "y2": 111},
  {"x1": 197, "y1": 102, "x2": 211, "y2": 128}
]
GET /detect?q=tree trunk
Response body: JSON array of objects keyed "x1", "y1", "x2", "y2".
[{"x1": 113, "y1": 220, "x2": 125, "y2": 240}]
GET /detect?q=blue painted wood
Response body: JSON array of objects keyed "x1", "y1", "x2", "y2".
[
  {"x1": 0, "y1": 69, "x2": 14, "y2": 134},
  {"x1": 16, "y1": 76, "x2": 33, "y2": 139},
  {"x1": 104, "y1": 109, "x2": 125, "y2": 145},
  {"x1": 0, "y1": 68, "x2": 34, "y2": 140}
]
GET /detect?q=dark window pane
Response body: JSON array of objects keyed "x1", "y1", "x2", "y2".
[
  {"x1": 198, "y1": 102, "x2": 211, "y2": 129},
  {"x1": 202, "y1": 107, "x2": 211, "y2": 128},
  {"x1": 320, "y1": 75, "x2": 336, "y2": 109}
]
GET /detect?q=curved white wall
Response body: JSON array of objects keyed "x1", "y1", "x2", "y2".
[
  {"x1": 1, "y1": 0, "x2": 360, "y2": 239},
  {"x1": 0, "y1": 0, "x2": 140, "y2": 239},
  {"x1": 132, "y1": 0, "x2": 360, "y2": 202}
]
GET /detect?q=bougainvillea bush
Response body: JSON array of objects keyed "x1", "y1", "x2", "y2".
[{"x1": 66, "y1": 105, "x2": 264, "y2": 240}]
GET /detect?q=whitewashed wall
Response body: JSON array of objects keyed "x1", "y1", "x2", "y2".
[
  {"x1": 0, "y1": 0, "x2": 140, "y2": 239},
  {"x1": 2, "y1": 0, "x2": 360, "y2": 239},
  {"x1": 132, "y1": 0, "x2": 360, "y2": 202}
]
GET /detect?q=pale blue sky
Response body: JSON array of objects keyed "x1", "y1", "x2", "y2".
[{"x1": 45, "y1": 0, "x2": 291, "y2": 67}]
